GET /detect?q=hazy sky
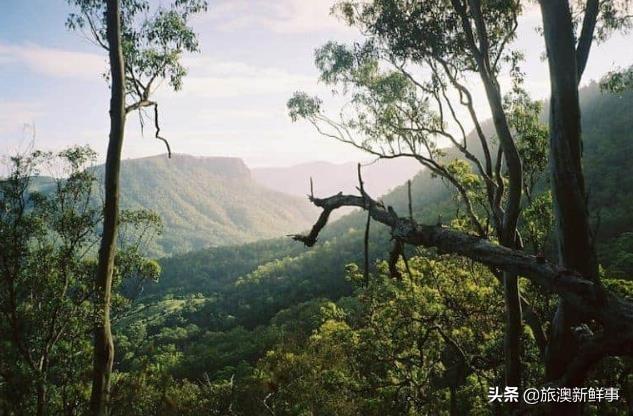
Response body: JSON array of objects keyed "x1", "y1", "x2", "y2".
[{"x1": 1, "y1": 1, "x2": 631, "y2": 167}]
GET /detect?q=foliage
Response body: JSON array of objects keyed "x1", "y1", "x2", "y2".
[
  {"x1": 258, "y1": 255, "x2": 509, "y2": 415},
  {"x1": 600, "y1": 65, "x2": 633, "y2": 93},
  {"x1": 0, "y1": 147, "x2": 161, "y2": 415},
  {"x1": 66, "y1": 0, "x2": 207, "y2": 101}
]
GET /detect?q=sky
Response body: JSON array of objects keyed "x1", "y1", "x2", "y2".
[{"x1": 0, "y1": 0, "x2": 631, "y2": 167}]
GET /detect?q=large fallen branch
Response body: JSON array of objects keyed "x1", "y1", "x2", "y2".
[{"x1": 291, "y1": 192, "x2": 633, "y2": 383}]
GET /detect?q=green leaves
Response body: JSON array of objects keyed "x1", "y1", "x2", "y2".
[
  {"x1": 334, "y1": 0, "x2": 521, "y2": 74},
  {"x1": 255, "y1": 254, "x2": 507, "y2": 414},
  {"x1": 0, "y1": 146, "x2": 163, "y2": 414},
  {"x1": 67, "y1": 0, "x2": 207, "y2": 103},
  {"x1": 287, "y1": 92, "x2": 323, "y2": 121},
  {"x1": 600, "y1": 65, "x2": 633, "y2": 93}
]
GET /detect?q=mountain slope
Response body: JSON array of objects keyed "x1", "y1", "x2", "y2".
[{"x1": 103, "y1": 154, "x2": 318, "y2": 256}]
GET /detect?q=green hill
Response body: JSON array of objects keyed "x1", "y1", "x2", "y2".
[{"x1": 94, "y1": 154, "x2": 319, "y2": 256}]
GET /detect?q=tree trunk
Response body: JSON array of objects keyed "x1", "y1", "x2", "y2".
[
  {"x1": 503, "y1": 271, "x2": 522, "y2": 389},
  {"x1": 89, "y1": 1, "x2": 126, "y2": 414},
  {"x1": 36, "y1": 381, "x2": 46, "y2": 416},
  {"x1": 479, "y1": 63, "x2": 524, "y2": 394},
  {"x1": 538, "y1": 0, "x2": 600, "y2": 413}
]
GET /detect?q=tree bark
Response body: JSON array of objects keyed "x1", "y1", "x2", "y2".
[
  {"x1": 539, "y1": 0, "x2": 600, "y2": 387},
  {"x1": 503, "y1": 271, "x2": 522, "y2": 389},
  {"x1": 89, "y1": 1, "x2": 126, "y2": 414},
  {"x1": 479, "y1": 47, "x2": 524, "y2": 395},
  {"x1": 539, "y1": 1, "x2": 602, "y2": 414},
  {"x1": 36, "y1": 382, "x2": 46, "y2": 416},
  {"x1": 575, "y1": 0, "x2": 600, "y2": 83}
]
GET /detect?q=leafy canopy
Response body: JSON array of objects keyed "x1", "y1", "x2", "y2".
[{"x1": 66, "y1": 0, "x2": 207, "y2": 110}]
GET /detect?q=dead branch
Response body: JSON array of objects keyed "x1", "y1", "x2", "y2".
[
  {"x1": 290, "y1": 190, "x2": 633, "y2": 359},
  {"x1": 152, "y1": 103, "x2": 171, "y2": 158}
]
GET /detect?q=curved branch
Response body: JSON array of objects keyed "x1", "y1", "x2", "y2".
[
  {"x1": 124, "y1": 101, "x2": 172, "y2": 157},
  {"x1": 152, "y1": 103, "x2": 171, "y2": 158}
]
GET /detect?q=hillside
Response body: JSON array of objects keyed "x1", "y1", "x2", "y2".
[{"x1": 98, "y1": 154, "x2": 319, "y2": 256}]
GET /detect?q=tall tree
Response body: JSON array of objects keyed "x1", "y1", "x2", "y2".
[
  {"x1": 539, "y1": 0, "x2": 630, "y2": 413},
  {"x1": 90, "y1": 1, "x2": 126, "y2": 413},
  {"x1": 66, "y1": 0, "x2": 207, "y2": 413},
  {"x1": 289, "y1": 0, "x2": 536, "y2": 395},
  {"x1": 289, "y1": 0, "x2": 632, "y2": 412}
]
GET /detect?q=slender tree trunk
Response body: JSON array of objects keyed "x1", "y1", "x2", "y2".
[
  {"x1": 503, "y1": 271, "x2": 522, "y2": 388},
  {"x1": 89, "y1": 1, "x2": 126, "y2": 414},
  {"x1": 449, "y1": 385, "x2": 457, "y2": 416},
  {"x1": 539, "y1": 0, "x2": 600, "y2": 413},
  {"x1": 447, "y1": 1, "x2": 525, "y2": 393},
  {"x1": 480, "y1": 68, "x2": 524, "y2": 393},
  {"x1": 36, "y1": 381, "x2": 46, "y2": 416}
]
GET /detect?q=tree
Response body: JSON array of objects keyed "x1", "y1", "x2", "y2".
[
  {"x1": 289, "y1": 0, "x2": 540, "y2": 396},
  {"x1": 65, "y1": 0, "x2": 207, "y2": 413},
  {"x1": 538, "y1": 3, "x2": 630, "y2": 415},
  {"x1": 0, "y1": 147, "x2": 161, "y2": 416},
  {"x1": 259, "y1": 257, "x2": 510, "y2": 415},
  {"x1": 601, "y1": 65, "x2": 633, "y2": 93},
  {"x1": 289, "y1": 0, "x2": 632, "y2": 413},
  {"x1": 0, "y1": 148, "x2": 100, "y2": 416}
]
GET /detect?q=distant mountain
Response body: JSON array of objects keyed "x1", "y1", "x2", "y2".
[
  {"x1": 252, "y1": 158, "x2": 421, "y2": 199},
  {"x1": 95, "y1": 154, "x2": 319, "y2": 256}
]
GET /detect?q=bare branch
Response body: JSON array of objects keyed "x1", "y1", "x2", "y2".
[{"x1": 152, "y1": 103, "x2": 171, "y2": 158}]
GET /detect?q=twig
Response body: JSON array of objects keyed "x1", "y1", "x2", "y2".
[{"x1": 153, "y1": 103, "x2": 171, "y2": 158}]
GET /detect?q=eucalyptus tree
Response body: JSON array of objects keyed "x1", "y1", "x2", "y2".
[
  {"x1": 601, "y1": 64, "x2": 633, "y2": 93},
  {"x1": 289, "y1": 0, "x2": 541, "y2": 394},
  {"x1": 289, "y1": 0, "x2": 632, "y2": 413},
  {"x1": 259, "y1": 256, "x2": 507, "y2": 415},
  {"x1": 65, "y1": 0, "x2": 207, "y2": 413}
]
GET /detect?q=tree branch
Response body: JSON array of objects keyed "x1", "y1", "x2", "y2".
[
  {"x1": 291, "y1": 191, "x2": 633, "y2": 345},
  {"x1": 576, "y1": 0, "x2": 600, "y2": 82}
]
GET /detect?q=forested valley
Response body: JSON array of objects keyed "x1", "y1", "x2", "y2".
[{"x1": 2, "y1": 1, "x2": 633, "y2": 415}]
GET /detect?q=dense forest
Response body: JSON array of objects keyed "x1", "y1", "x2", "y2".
[{"x1": 2, "y1": 0, "x2": 633, "y2": 415}]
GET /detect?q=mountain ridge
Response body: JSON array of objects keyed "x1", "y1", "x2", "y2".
[{"x1": 93, "y1": 153, "x2": 319, "y2": 256}]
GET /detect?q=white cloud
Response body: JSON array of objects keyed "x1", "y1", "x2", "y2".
[
  {"x1": 207, "y1": 0, "x2": 354, "y2": 34},
  {"x1": 173, "y1": 56, "x2": 318, "y2": 98},
  {"x1": 0, "y1": 42, "x2": 105, "y2": 80},
  {"x1": 181, "y1": 72, "x2": 314, "y2": 98}
]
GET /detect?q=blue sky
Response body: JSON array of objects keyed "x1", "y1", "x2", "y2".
[{"x1": 1, "y1": 1, "x2": 632, "y2": 167}]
